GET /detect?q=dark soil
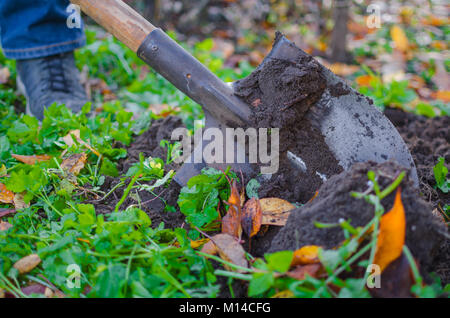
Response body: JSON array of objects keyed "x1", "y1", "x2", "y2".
[
  {"x1": 384, "y1": 108, "x2": 450, "y2": 210},
  {"x1": 89, "y1": 116, "x2": 185, "y2": 229},
  {"x1": 269, "y1": 160, "x2": 448, "y2": 283}
]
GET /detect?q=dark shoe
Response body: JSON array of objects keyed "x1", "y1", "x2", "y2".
[{"x1": 16, "y1": 52, "x2": 88, "y2": 121}]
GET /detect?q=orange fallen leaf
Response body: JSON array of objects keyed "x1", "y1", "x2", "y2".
[
  {"x1": 11, "y1": 154, "x2": 51, "y2": 165},
  {"x1": 374, "y1": 188, "x2": 406, "y2": 272},
  {"x1": 355, "y1": 74, "x2": 379, "y2": 87},
  {"x1": 60, "y1": 153, "x2": 87, "y2": 175},
  {"x1": 13, "y1": 254, "x2": 41, "y2": 274},
  {"x1": 0, "y1": 183, "x2": 14, "y2": 204},
  {"x1": 241, "y1": 198, "x2": 262, "y2": 238},
  {"x1": 260, "y1": 198, "x2": 295, "y2": 226},
  {"x1": 432, "y1": 91, "x2": 450, "y2": 103},
  {"x1": 222, "y1": 180, "x2": 242, "y2": 239},
  {"x1": 291, "y1": 245, "x2": 321, "y2": 266},
  {"x1": 390, "y1": 25, "x2": 409, "y2": 52}
]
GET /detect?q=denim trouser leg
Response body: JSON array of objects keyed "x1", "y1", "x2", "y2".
[{"x1": 0, "y1": 0, "x2": 85, "y2": 60}]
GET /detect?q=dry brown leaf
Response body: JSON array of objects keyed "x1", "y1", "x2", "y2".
[
  {"x1": 209, "y1": 233, "x2": 248, "y2": 272},
  {"x1": 260, "y1": 197, "x2": 295, "y2": 226},
  {"x1": 291, "y1": 245, "x2": 321, "y2": 266},
  {"x1": 0, "y1": 288, "x2": 4, "y2": 298},
  {"x1": 11, "y1": 154, "x2": 51, "y2": 165},
  {"x1": 13, "y1": 254, "x2": 41, "y2": 274},
  {"x1": 63, "y1": 130, "x2": 100, "y2": 156},
  {"x1": 0, "y1": 208, "x2": 16, "y2": 218},
  {"x1": 241, "y1": 198, "x2": 262, "y2": 238},
  {"x1": 287, "y1": 263, "x2": 322, "y2": 281},
  {"x1": 200, "y1": 240, "x2": 218, "y2": 255},
  {"x1": 14, "y1": 192, "x2": 30, "y2": 210},
  {"x1": 0, "y1": 67, "x2": 10, "y2": 84},
  {"x1": 0, "y1": 183, "x2": 14, "y2": 204},
  {"x1": 222, "y1": 181, "x2": 242, "y2": 239},
  {"x1": 61, "y1": 153, "x2": 87, "y2": 175},
  {"x1": 0, "y1": 221, "x2": 12, "y2": 231},
  {"x1": 390, "y1": 25, "x2": 409, "y2": 52},
  {"x1": 374, "y1": 188, "x2": 406, "y2": 272}
]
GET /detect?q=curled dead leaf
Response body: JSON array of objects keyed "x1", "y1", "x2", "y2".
[
  {"x1": 374, "y1": 188, "x2": 406, "y2": 273},
  {"x1": 241, "y1": 198, "x2": 262, "y2": 238},
  {"x1": 291, "y1": 245, "x2": 321, "y2": 266},
  {"x1": 0, "y1": 183, "x2": 14, "y2": 204},
  {"x1": 61, "y1": 153, "x2": 87, "y2": 176},
  {"x1": 13, "y1": 254, "x2": 41, "y2": 274},
  {"x1": 208, "y1": 233, "x2": 248, "y2": 272},
  {"x1": 14, "y1": 192, "x2": 30, "y2": 210},
  {"x1": 0, "y1": 221, "x2": 12, "y2": 231},
  {"x1": 11, "y1": 154, "x2": 51, "y2": 165},
  {"x1": 260, "y1": 197, "x2": 295, "y2": 226},
  {"x1": 200, "y1": 240, "x2": 218, "y2": 255},
  {"x1": 222, "y1": 180, "x2": 243, "y2": 239},
  {"x1": 63, "y1": 130, "x2": 100, "y2": 156}
]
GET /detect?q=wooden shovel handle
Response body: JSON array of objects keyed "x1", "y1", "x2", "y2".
[{"x1": 71, "y1": 0, "x2": 156, "y2": 52}]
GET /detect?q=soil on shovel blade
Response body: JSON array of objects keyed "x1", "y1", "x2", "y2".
[{"x1": 234, "y1": 33, "x2": 343, "y2": 204}]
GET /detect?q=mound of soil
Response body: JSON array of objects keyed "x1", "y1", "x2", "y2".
[
  {"x1": 269, "y1": 160, "x2": 448, "y2": 283},
  {"x1": 384, "y1": 108, "x2": 449, "y2": 210},
  {"x1": 90, "y1": 116, "x2": 185, "y2": 229}
]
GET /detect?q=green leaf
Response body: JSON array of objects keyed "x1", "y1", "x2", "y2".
[
  {"x1": 248, "y1": 272, "x2": 274, "y2": 297},
  {"x1": 100, "y1": 157, "x2": 119, "y2": 177},
  {"x1": 246, "y1": 178, "x2": 260, "y2": 199},
  {"x1": 265, "y1": 251, "x2": 293, "y2": 273}
]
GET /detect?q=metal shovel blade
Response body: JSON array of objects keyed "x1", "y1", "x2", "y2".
[{"x1": 138, "y1": 30, "x2": 418, "y2": 187}]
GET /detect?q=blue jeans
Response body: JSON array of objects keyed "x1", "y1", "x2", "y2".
[{"x1": 0, "y1": 0, "x2": 85, "y2": 60}]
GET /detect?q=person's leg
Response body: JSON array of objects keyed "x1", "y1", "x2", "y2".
[
  {"x1": 0, "y1": 0, "x2": 85, "y2": 59},
  {"x1": 0, "y1": 0, "x2": 88, "y2": 121}
]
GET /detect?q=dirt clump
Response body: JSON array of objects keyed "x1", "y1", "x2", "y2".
[
  {"x1": 269, "y1": 160, "x2": 447, "y2": 281},
  {"x1": 90, "y1": 116, "x2": 186, "y2": 229},
  {"x1": 384, "y1": 108, "x2": 449, "y2": 210},
  {"x1": 234, "y1": 33, "x2": 326, "y2": 129}
]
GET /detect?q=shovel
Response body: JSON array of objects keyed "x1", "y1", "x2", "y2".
[{"x1": 71, "y1": 0, "x2": 418, "y2": 188}]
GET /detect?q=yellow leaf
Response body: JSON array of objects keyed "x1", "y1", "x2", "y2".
[
  {"x1": 190, "y1": 238, "x2": 210, "y2": 249},
  {"x1": 0, "y1": 183, "x2": 14, "y2": 204},
  {"x1": 271, "y1": 290, "x2": 294, "y2": 298},
  {"x1": 260, "y1": 198, "x2": 295, "y2": 226},
  {"x1": 11, "y1": 154, "x2": 51, "y2": 165},
  {"x1": 374, "y1": 188, "x2": 406, "y2": 272},
  {"x1": 13, "y1": 254, "x2": 41, "y2": 274},
  {"x1": 291, "y1": 245, "x2": 321, "y2": 266},
  {"x1": 390, "y1": 25, "x2": 409, "y2": 52}
]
